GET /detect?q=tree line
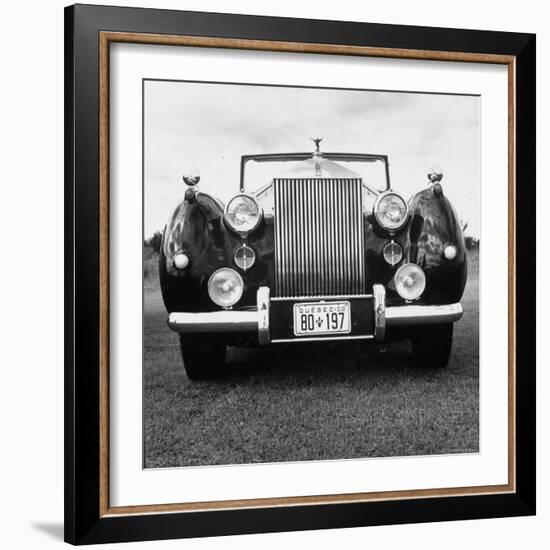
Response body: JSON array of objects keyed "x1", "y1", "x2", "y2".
[{"x1": 144, "y1": 231, "x2": 162, "y2": 254}]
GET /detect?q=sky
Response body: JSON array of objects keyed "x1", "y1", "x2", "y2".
[{"x1": 144, "y1": 80, "x2": 480, "y2": 238}]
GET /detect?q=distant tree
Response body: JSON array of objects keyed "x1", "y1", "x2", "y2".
[
  {"x1": 144, "y1": 230, "x2": 163, "y2": 254},
  {"x1": 460, "y1": 219, "x2": 479, "y2": 250},
  {"x1": 464, "y1": 235, "x2": 479, "y2": 250}
]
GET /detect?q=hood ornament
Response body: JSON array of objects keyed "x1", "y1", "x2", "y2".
[
  {"x1": 311, "y1": 137, "x2": 323, "y2": 154},
  {"x1": 311, "y1": 137, "x2": 324, "y2": 177}
]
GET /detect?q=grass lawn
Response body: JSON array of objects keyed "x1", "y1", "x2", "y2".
[{"x1": 143, "y1": 250, "x2": 479, "y2": 468}]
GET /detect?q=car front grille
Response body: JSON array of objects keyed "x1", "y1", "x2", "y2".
[{"x1": 273, "y1": 178, "x2": 365, "y2": 297}]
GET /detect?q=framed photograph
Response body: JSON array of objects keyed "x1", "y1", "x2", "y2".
[{"x1": 65, "y1": 4, "x2": 536, "y2": 545}]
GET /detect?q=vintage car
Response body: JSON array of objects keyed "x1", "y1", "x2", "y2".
[{"x1": 159, "y1": 139, "x2": 467, "y2": 380}]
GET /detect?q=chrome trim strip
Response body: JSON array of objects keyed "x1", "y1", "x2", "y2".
[
  {"x1": 342, "y1": 179, "x2": 350, "y2": 291},
  {"x1": 373, "y1": 284, "x2": 386, "y2": 341},
  {"x1": 257, "y1": 286, "x2": 270, "y2": 345},
  {"x1": 386, "y1": 303, "x2": 463, "y2": 326},
  {"x1": 356, "y1": 181, "x2": 366, "y2": 290},
  {"x1": 328, "y1": 179, "x2": 335, "y2": 293},
  {"x1": 272, "y1": 334, "x2": 375, "y2": 344},
  {"x1": 300, "y1": 179, "x2": 306, "y2": 294},
  {"x1": 271, "y1": 294, "x2": 373, "y2": 301}
]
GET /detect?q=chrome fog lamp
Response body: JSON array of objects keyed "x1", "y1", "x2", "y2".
[
  {"x1": 224, "y1": 194, "x2": 262, "y2": 234},
  {"x1": 394, "y1": 263, "x2": 426, "y2": 301},
  {"x1": 234, "y1": 243, "x2": 256, "y2": 271},
  {"x1": 374, "y1": 192, "x2": 409, "y2": 231},
  {"x1": 207, "y1": 268, "x2": 244, "y2": 308}
]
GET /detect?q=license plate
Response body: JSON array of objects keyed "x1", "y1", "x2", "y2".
[{"x1": 293, "y1": 301, "x2": 351, "y2": 336}]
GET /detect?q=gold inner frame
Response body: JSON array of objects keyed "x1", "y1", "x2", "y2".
[{"x1": 98, "y1": 31, "x2": 516, "y2": 517}]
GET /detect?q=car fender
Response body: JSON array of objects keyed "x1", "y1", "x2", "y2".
[
  {"x1": 407, "y1": 184, "x2": 467, "y2": 304},
  {"x1": 159, "y1": 191, "x2": 235, "y2": 312}
]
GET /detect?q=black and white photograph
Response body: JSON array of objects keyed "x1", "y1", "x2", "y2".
[
  {"x1": 0, "y1": 0, "x2": 544, "y2": 545},
  {"x1": 143, "y1": 79, "x2": 480, "y2": 469}
]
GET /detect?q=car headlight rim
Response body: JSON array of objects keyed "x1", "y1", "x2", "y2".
[
  {"x1": 374, "y1": 191, "x2": 409, "y2": 232},
  {"x1": 207, "y1": 267, "x2": 244, "y2": 308},
  {"x1": 224, "y1": 193, "x2": 263, "y2": 235},
  {"x1": 394, "y1": 263, "x2": 426, "y2": 301}
]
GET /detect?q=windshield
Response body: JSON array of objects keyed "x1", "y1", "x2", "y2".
[{"x1": 242, "y1": 156, "x2": 389, "y2": 196}]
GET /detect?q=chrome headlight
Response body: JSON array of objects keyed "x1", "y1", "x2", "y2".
[
  {"x1": 374, "y1": 192, "x2": 409, "y2": 231},
  {"x1": 224, "y1": 194, "x2": 262, "y2": 234},
  {"x1": 207, "y1": 268, "x2": 244, "y2": 308},
  {"x1": 394, "y1": 263, "x2": 426, "y2": 301}
]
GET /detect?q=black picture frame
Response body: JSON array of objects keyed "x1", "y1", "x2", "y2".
[{"x1": 65, "y1": 3, "x2": 536, "y2": 545}]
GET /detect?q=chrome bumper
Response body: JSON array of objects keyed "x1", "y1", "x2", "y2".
[
  {"x1": 373, "y1": 283, "x2": 463, "y2": 340},
  {"x1": 168, "y1": 287, "x2": 270, "y2": 345},
  {"x1": 167, "y1": 285, "x2": 462, "y2": 344},
  {"x1": 385, "y1": 303, "x2": 463, "y2": 326}
]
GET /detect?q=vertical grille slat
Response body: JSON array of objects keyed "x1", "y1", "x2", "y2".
[{"x1": 273, "y1": 178, "x2": 365, "y2": 297}]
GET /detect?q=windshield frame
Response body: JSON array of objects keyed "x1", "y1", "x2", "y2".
[{"x1": 240, "y1": 152, "x2": 391, "y2": 194}]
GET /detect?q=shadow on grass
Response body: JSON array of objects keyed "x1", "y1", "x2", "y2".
[{"x1": 205, "y1": 339, "x2": 430, "y2": 384}]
